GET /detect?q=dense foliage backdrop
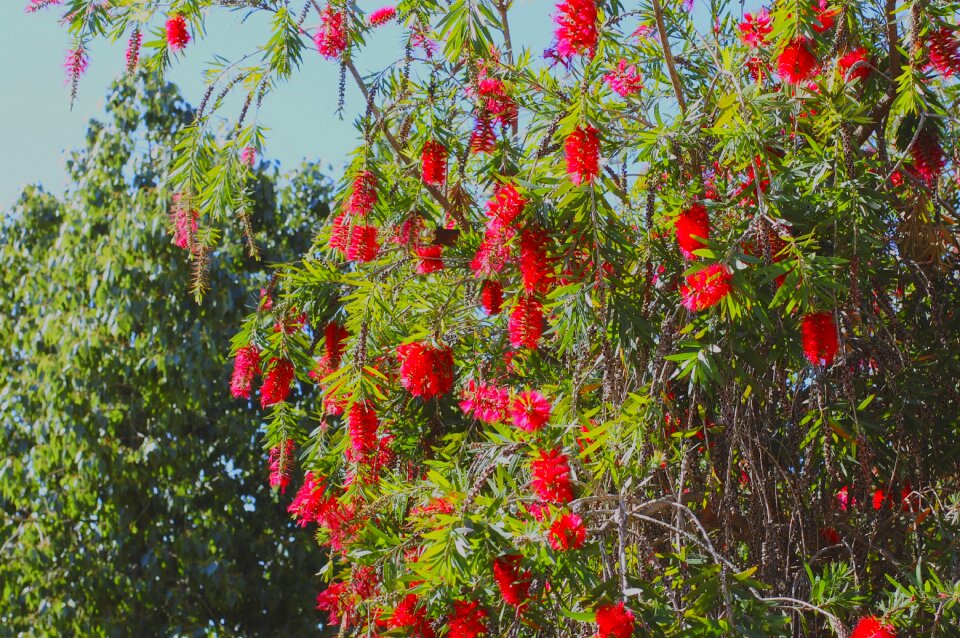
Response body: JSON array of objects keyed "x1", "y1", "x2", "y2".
[
  {"x1": 0, "y1": 73, "x2": 333, "y2": 636},
  {"x1": 21, "y1": 0, "x2": 960, "y2": 637}
]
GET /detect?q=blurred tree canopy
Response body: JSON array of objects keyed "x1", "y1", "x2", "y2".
[{"x1": 0, "y1": 73, "x2": 333, "y2": 637}]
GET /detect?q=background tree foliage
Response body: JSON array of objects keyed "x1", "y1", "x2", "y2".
[
  {"x1": 0, "y1": 73, "x2": 333, "y2": 636},
  {"x1": 24, "y1": 0, "x2": 960, "y2": 637}
]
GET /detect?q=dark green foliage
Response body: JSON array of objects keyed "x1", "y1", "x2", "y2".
[{"x1": 0, "y1": 74, "x2": 332, "y2": 637}]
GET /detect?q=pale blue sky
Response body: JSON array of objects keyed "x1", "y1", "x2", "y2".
[{"x1": 0, "y1": 1, "x2": 556, "y2": 208}]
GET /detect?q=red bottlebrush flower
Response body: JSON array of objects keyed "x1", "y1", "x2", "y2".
[
  {"x1": 564, "y1": 125, "x2": 600, "y2": 186},
  {"x1": 315, "y1": 5, "x2": 348, "y2": 59},
  {"x1": 260, "y1": 358, "x2": 295, "y2": 407},
  {"x1": 530, "y1": 448, "x2": 574, "y2": 503},
  {"x1": 926, "y1": 27, "x2": 960, "y2": 77},
  {"x1": 165, "y1": 14, "x2": 190, "y2": 52},
  {"x1": 369, "y1": 6, "x2": 397, "y2": 26},
  {"x1": 394, "y1": 214, "x2": 425, "y2": 247},
  {"x1": 486, "y1": 183, "x2": 527, "y2": 230},
  {"x1": 125, "y1": 29, "x2": 142, "y2": 73},
  {"x1": 421, "y1": 140, "x2": 448, "y2": 185},
  {"x1": 475, "y1": 71, "x2": 518, "y2": 127},
  {"x1": 674, "y1": 203, "x2": 710, "y2": 259},
  {"x1": 510, "y1": 390, "x2": 552, "y2": 432},
  {"x1": 316, "y1": 581, "x2": 352, "y2": 627},
  {"x1": 397, "y1": 342, "x2": 455, "y2": 398},
  {"x1": 911, "y1": 127, "x2": 946, "y2": 187},
  {"x1": 460, "y1": 380, "x2": 510, "y2": 423},
  {"x1": 268, "y1": 439, "x2": 295, "y2": 493},
  {"x1": 415, "y1": 245, "x2": 444, "y2": 274},
  {"x1": 850, "y1": 616, "x2": 896, "y2": 638},
  {"x1": 480, "y1": 279, "x2": 504, "y2": 315},
  {"x1": 447, "y1": 600, "x2": 488, "y2": 638},
  {"x1": 329, "y1": 213, "x2": 350, "y2": 253},
  {"x1": 240, "y1": 146, "x2": 257, "y2": 167},
  {"x1": 348, "y1": 400, "x2": 380, "y2": 460},
  {"x1": 471, "y1": 224, "x2": 516, "y2": 277},
  {"x1": 811, "y1": 0, "x2": 839, "y2": 33},
  {"x1": 777, "y1": 37, "x2": 818, "y2": 85},
  {"x1": 348, "y1": 170, "x2": 378, "y2": 216},
  {"x1": 836, "y1": 485, "x2": 856, "y2": 511},
  {"x1": 230, "y1": 345, "x2": 261, "y2": 399},
  {"x1": 839, "y1": 47, "x2": 870, "y2": 82},
  {"x1": 509, "y1": 296, "x2": 545, "y2": 349},
  {"x1": 170, "y1": 196, "x2": 198, "y2": 250},
  {"x1": 346, "y1": 224, "x2": 380, "y2": 262},
  {"x1": 747, "y1": 56, "x2": 770, "y2": 83},
  {"x1": 519, "y1": 228, "x2": 554, "y2": 295},
  {"x1": 323, "y1": 322, "x2": 349, "y2": 371},
  {"x1": 63, "y1": 47, "x2": 87, "y2": 84},
  {"x1": 470, "y1": 116, "x2": 497, "y2": 154},
  {"x1": 350, "y1": 566, "x2": 380, "y2": 600},
  {"x1": 288, "y1": 472, "x2": 332, "y2": 526},
  {"x1": 548, "y1": 513, "x2": 586, "y2": 550},
  {"x1": 552, "y1": 0, "x2": 598, "y2": 61},
  {"x1": 595, "y1": 602, "x2": 635, "y2": 638},
  {"x1": 801, "y1": 312, "x2": 839, "y2": 366},
  {"x1": 872, "y1": 488, "x2": 887, "y2": 511},
  {"x1": 390, "y1": 594, "x2": 434, "y2": 637},
  {"x1": 680, "y1": 264, "x2": 732, "y2": 311},
  {"x1": 603, "y1": 58, "x2": 643, "y2": 97},
  {"x1": 737, "y1": 8, "x2": 772, "y2": 47},
  {"x1": 492, "y1": 555, "x2": 532, "y2": 608}
]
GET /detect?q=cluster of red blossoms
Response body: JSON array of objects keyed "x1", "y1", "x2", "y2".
[
  {"x1": 548, "y1": 512, "x2": 586, "y2": 550},
  {"x1": 564, "y1": 125, "x2": 600, "y2": 185},
  {"x1": 268, "y1": 439, "x2": 295, "y2": 493},
  {"x1": 801, "y1": 311, "x2": 839, "y2": 366},
  {"x1": 260, "y1": 358, "x2": 295, "y2": 407},
  {"x1": 397, "y1": 342, "x2": 454, "y2": 399},
  {"x1": 329, "y1": 170, "x2": 381, "y2": 262},
  {"x1": 552, "y1": 0, "x2": 598, "y2": 61},
  {"x1": 368, "y1": 6, "x2": 396, "y2": 27},
  {"x1": 603, "y1": 58, "x2": 643, "y2": 97},
  {"x1": 850, "y1": 616, "x2": 896, "y2": 638},
  {"x1": 595, "y1": 601, "x2": 636, "y2": 638},
  {"x1": 469, "y1": 67, "x2": 518, "y2": 153},
  {"x1": 530, "y1": 447, "x2": 574, "y2": 503},
  {"x1": 165, "y1": 14, "x2": 190, "y2": 52},
  {"x1": 492, "y1": 554, "x2": 532, "y2": 608},
  {"x1": 926, "y1": 26, "x2": 960, "y2": 77},
  {"x1": 315, "y1": 4, "x2": 348, "y2": 59},
  {"x1": 420, "y1": 140, "x2": 448, "y2": 185},
  {"x1": 169, "y1": 193, "x2": 199, "y2": 251},
  {"x1": 229, "y1": 345, "x2": 261, "y2": 399},
  {"x1": 460, "y1": 382, "x2": 552, "y2": 432}
]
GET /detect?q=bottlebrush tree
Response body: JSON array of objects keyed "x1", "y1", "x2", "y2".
[{"x1": 33, "y1": 0, "x2": 960, "y2": 636}]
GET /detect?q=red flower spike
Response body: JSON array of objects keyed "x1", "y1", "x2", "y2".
[
  {"x1": 777, "y1": 37, "x2": 819, "y2": 85},
  {"x1": 348, "y1": 400, "x2": 380, "y2": 461},
  {"x1": 564, "y1": 125, "x2": 600, "y2": 185},
  {"x1": 509, "y1": 296, "x2": 545, "y2": 349},
  {"x1": 603, "y1": 58, "x2": 643, "y2": 97},
  {"x1": 530, "y1": 448, "x2": 574, "y2": 503},
  {"x1": 268, "y1": 439, "x2": 295, "y2": 493},
  {"x1": 552, "y1": 0, "x2": 598, "y2": 61},
  {"x1": 737, "y1": 8, "x2": 772, "y2": 47},
  {"x1": 839, "y1": 47, "x2": 870, "y2": 82},
  {"x1": 316, "y1": 581, "x2": 353, "y2": 628},
  {"x1": 548, "y1": 513, "x2": 586, "y2": 550},
  {"x1": 460, "y1": 380, "x2": 510, "y2": 423},
  {"x1": 329, "y1": 213, "x2": 350, "y2": 253},
  {"x1": 421, "y1": 140, "x2": 448, "y2": 185},
  {"x1": 348, "y1": 170, "x2": 378, "y2": 216},
  {"x1": 125, "y1": 29, "x2": 143, "y2": 72},
  {"x1": 850, "y1": 616, "x2": 896, "y2": 638},
  {"x1": 230, "y1": 345, "x2": 261, "y2": 399},
  {"x1": 595, "y1": 602, "x2": 635, "y2": 638},
  {"x1": 510, "y1": 390, "x2": 552, "y2": 432},
  {"x1": 165, "y1": 14, "x2": 190, "y2": 51},
  {"x1": 674, "y1": 203, "x2": 710, "y2": 259},
  {"x1": 811, "y1": 0, "x2": 839, "y2": 33},
  {"x1": 260, "y1": 358, "x2": 294, "y2": 407},
  {"x1": 801, "y1": 312, "x2": 839, "y2": 366},
  {"x1": 911, "y1": 127, "x2": 946, "y2": 187},
  {"x1": 492, "y1": 555, "x2": 532, "y2": 608},
  {"x1": 519, "y1": 228, "x2": 555, "y2": 295},
  {"x1": 315, "y1": 5, "x2": 348, "y2": 59},
  {"x1": 480, "y1": 279, "x2": 504, "y2": 315},
  {"x1": 389, "y1": 594, "x2": 434, "y2": 637},
  {"x1": 926, "y1": 27, "x2": 960, "y2": 77},
  {"x1": 447, "y1": 601, "x2": 488, "y2": 638},
  {"x1": 470, "y1": 116, "x2": 497, "y2": 154},
  {"x1": 369, "y1": 6, "x2": 397, "y2": 26},
  {"x1": 397, "y1": 342, "x2": 455, "y2": 398},
  {"x1": 346, "y1": 224, "x2": 380, "y2": 262},
  {"x1": 486, "y1": 183, "x2": 527, "y2": 230},
  {"x1": 414, "y1": 245, "x2": 444, "y2": 274},
  {"x1": 680, "y1": 264, "x2": 732, "y2": 311}
]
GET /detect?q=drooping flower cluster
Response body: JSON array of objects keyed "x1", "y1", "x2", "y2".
[
  {"x1": 446, "y1": 600, "x2": 488, "y2": 638},
  {"x1": 315, "y1": 5, "x2": 348, "y2": 59},
  {"x1": 389, "y1": 594, "x2": 434, "y2": 637},
  {"x1": 595, "y1": 602, "x2": 635, "y2": 638},
  {"x1": 777, "y1": 37, "x2": 818, "y2": 84},
  {"x1": 63, "y1": 48, "x2": 88, "y2": 84},
  {"x1": 530, "y1": 448, "x2": 574, "y2": 503},
  {"x1": 674, "y1": 203, "x2": 710, "y2": 259},
  {"x1": 460, "y1": 380, "x2": 510, "y2": 423},
  {"x1": 240, "y1": 145, "x2": 257, "y2": 167},
  {"x1": 421, "y1": 140, "x2": 448, "y2": 185},
  {"x1": 519, "y1": 228, "x2": 554, "y2": 294},
  {"x1": 910, "y1": 126, "x2": 946, "y2": 187},
  {"x1": 480, "y1": 279, "x2": 504, "y2": 315},
  {"x1": 492, "y1": 555, "x2": 531, "y2": 608},
  {"x1": 811, "y1": 0, "x2": 839, "y2": 33},
  {"x1": 509, "y1": 295, "x2": 545, "y2": 349},
  {"x1": 165, "y1": 14, "x2": 191, "y2": 51},
  {"x1": 564, "y1": 125, "x2": 600, "y2": 185},
  {"x1": 315, "y1": 581, "x2": 352, "y2": 627},
  {"x1": 548, "y1": 513, "x2": 586, "y2": 550},
  {"x1": 261, "y1": 358, "x2": 295, "y2": 407},
  {"x1": 368, "y1": 6, "x2": 397, "y2": 26},
  {"x1": 288, "y1": 472, "x2": 359, "y2": 550},
  {"x1": 849, "y1": 616, "x2": 896, "y2": 638},
  {"x1": 603, "y1": 58, "x2": 643, "y2": 97},
  {"x1": 472, "y1": 184, "x2": 526, "y2": 276},
  {"x1": 839, "y1": 47, "x2": 870, "y2": 82},
  {"x1": 125, "y1": 28, "x2": 142, "y2": 72},
  {"x1": 230, "y1": 345, "x2": 261, "y2": 399},
  {"x1": 801, "y1": 312, "x2": 838, "y2": 366},
  {"x1": 397, "y1": 342, "x2": 455, "y2": 398},
  {"x1": 347, "y1": 400, "x2": 380, "y2": 462},
  {"x1": 680, "y1": 264, "x2": 732, "y2": 311},
  {"x1": 552, "y1": 0, "x2": 598, "y2": 61},
  {"x1": 737, "y1": 8, "x2": 772, "y2": 47},
  {"x1": 926, "y1": 26, "x2": 960, "y2": 77},
  {"x1": 347, "y1": 170, "x2": 378, "y2": 216},
  {"x1": 170, "y1": 193, "x2": 198, "y2": 250},
  {"x1": 414, "y1": 245, "x2": 444, "y2": 274},
  {"x1": 474, "y1": 69, "x2": 518, "y2": 128},
  {"x1": 268, "y1": 439, "x2": 295, "y2": 493},
  {"x1": 510, "y1": 390, "x2": 552, "y2": 432}
]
